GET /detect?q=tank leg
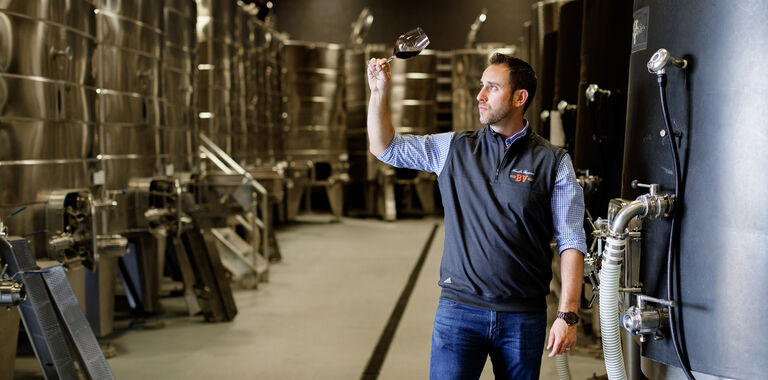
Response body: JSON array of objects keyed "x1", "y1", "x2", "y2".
[
  {"x1": 365, "y1": 182, "x2": 377, "y2": 216},
  {"x1": 378, "y1": 173, "x2": 397, "y2": 221},
  {"x1": 125, "y1": 232, "x2": 160, "y2": 314},
  {"x1": 269, "y1": 229, "x2": 282, "y2": 263},
  {"x1": 285, "y1": 179, "x2": 306, "y2": 221},
  {"x1": 0, "y1": 307, "x2": 20, "y2": 380},
  {"x1": 85, "y1": 256, "x2": 118, "y2": 337},
  {"x1": 326, "y1": 181, "x2": 344, "y2": 221}
]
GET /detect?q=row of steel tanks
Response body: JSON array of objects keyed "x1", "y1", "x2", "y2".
[
  {"x1": 618, "y1": 1, "x2": 768, "y2": 379},
  {"x1": 527, "y1": 0, "x2": 768, "y2": 379},
  {"x1": 523, "y1": 0, "x2": 633, "y2": 378},
  {"x1": 0, "y1": 0, "x2": 282, "y2": 375},
  {"x1": 281, "y1": 40, "x2": 347, "y2": 220}
]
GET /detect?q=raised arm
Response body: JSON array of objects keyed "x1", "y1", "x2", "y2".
[{"x1": 367, "y1": 58, "x2": 395, "y2": 156}]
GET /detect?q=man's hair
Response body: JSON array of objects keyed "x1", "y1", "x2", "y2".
[{"x1": 488, "y1": 53, "x2": 537, "y2": 112}]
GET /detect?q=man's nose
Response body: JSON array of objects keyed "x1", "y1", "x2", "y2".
[{"x1": 477, "y1": 88, "x2": 487, "y2": 102}]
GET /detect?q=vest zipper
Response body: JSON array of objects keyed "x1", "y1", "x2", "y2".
[{"x1": 495, "y1": 145, "x2": 513, "y2": 181}]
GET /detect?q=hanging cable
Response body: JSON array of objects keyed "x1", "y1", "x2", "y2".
[{"x1": 655, "y1": 63, "x2": 695, "y2": 380}]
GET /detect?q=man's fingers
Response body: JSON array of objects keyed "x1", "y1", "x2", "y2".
[
  {"x1": 367, "y1": 59, "x2": 387, "y2": 75},
  {"x1": 548, "y1": 336, "x2": 564, "y2": 357}
]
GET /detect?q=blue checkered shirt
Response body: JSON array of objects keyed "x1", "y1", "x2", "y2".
[{"x1": 378, "y1": 122, "x2": 587, "y2": 255}]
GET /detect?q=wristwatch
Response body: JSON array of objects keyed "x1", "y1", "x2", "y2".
[{"x1": 557, "y1": 311, "x2": 579, "y2": 326}]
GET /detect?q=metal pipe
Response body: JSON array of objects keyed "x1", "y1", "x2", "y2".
[
  {"x1": 609, "y1": 200, "x2": 645, "y2": 237},
  {"x1": 465, "y1": 8, "x2": 488, "y2": 48},
  {"x1": 600, "y1": 198, "x2": 646, "y2": 380}
]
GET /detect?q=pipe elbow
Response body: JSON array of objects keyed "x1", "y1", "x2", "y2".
[{"x1": 609, "y1": 199, "x2": 646, "y2": 237}]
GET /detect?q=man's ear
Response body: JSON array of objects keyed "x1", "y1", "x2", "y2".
[{"x1": 514, "y1": 89, "x2": 529, "y2": 108}]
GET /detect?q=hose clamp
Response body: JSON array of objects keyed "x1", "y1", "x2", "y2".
[
  {"x1": 602, "y1": 236, "x2": 626, "y2": 265},
  {"x1": 639, "y1": 193, "x2": 675, "y2": 220}
]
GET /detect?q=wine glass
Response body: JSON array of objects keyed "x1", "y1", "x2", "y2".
[{"x1": 386, "y1": 27, "x2": 430, "y2": 62}]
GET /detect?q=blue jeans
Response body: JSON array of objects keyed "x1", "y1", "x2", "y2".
[{"x1": 430, "y1": 299, "x2": 547, "y2": 380}]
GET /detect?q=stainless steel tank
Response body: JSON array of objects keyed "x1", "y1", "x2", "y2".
[
  {"x1": 365, "y1": 46, "x2": 438, "y2": 219},
  {"x1": 0, "y1": 0, "x2": 98, "y2": 253},
  {"x1": 282, "y1": 41, "x2": 347, "y2": 170},
  {"x1": 96, "y1": 0, "x2": 163, "y2": 191},
  {"x1": 521, "y1": 21, "x2": 533, "y2": 63},
  {"x1": 197, "y1": 0, "x2": 236, "y2": 153},
  {"x1": 529, "y1": 0, "x2": 567, "y2": 135},
  {"x1": 239, "y1": 8, "x2": 285, "y2": 217},
  {"x1": 623, "y1": 1, "x2": 768, "y2": 378},
  {"x1": 247, "y1": 17, "x2": 285, "y2": 167},
  {"x1": 550, "y1": 0, "x2": 582, "y2": 148},
  {"x1": 344, "y1": 47, "x2": 368, "y2": 183},
  {"x1": 265, "y1": 29, "x2": 286, "y2": 164},
  {"x1": 435, "y1": 50, "x2": 453, "y2": 134},
  {"x1": 0, "y1": 1, "x2": 97, "y2": 371},
  {"x1": 162, "y1": 0, "x2": 198, "y2": 173},
  {"x1": 367, "y1": 46, "x2": 438, "y2": 141},
  {"x1": 573, "y1": 0, "x2": 632, "y2": 217},
  {"x1": 230, "y1": 5, "x2": 248, "y2": 164},
  {"x1": 245, "y1": 13, "x2": 266, "y2": 166},
  {"x1": 451, "y1": 47, "x2": 517, "y2": 133},
  {"x1": 93, "y1": 0, "x2": 165, "y2": 337},
  {"x1": 281, "y1": 40, "x2": 347, "y2": 220}
]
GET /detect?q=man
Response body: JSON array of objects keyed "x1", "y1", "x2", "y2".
[{"x1": 366, "y1": 53, "x2": 586, "y2": 379}]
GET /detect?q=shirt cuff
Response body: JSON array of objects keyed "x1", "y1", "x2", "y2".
[
  {"x1": 376, "y1": 135, "x2": 398, "y2": 162},
  {"x1": 557, "y1": 240, "x2": 587, "y2": 256}
]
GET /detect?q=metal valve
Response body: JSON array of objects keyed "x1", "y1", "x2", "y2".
[
  {"x1": 583, "y1": 254, "x2": 600, "y2": 308},
  {"x1": 578, "y1": 170, "x2": 602, "y2": 194},
  {"x1": 0, "y1": 263, "x2": 25, "y2": 307},
  {"x1": 557, "y1": 100, "x2": 577, "y2": 113},
  {"x1": 49, "y1": 234, "x2": 77, "y2": 251},
  {"x1": 632, "y1": 180, "x2": 675, "y2": 219},
  {"x1": 622, "y1": 294, "x2": 675, "y2": 342},
  {"x1": 144, "y1": 208, "x2": 175, "y2": 224},
  {"x1": 582, "y1": 218, "x2": 609, "y2": 309},
  {"x1": 647, "y1": 48, "x2": 688, "y2": 74},
  {"x1": 96, "y1": 235, "x2": 129, "y2": 257},
  {"x1": 631, "y1": 180, "x2": 658, "y2": 196},
  {"x1": 586, "y1": 84, "x2": 611, "y2": 103},
  {"x1": 0, "y1": 279, "x2": 25, "y2": 307}
]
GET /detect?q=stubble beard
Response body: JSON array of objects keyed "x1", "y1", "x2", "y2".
[{"x1": 479, "y1": 104, "x2": 513, "y2": 125}]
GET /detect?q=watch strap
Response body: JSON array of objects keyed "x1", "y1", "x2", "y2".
[{"x1": 557, "y1": 311, "x2": 579, "y2": 326}]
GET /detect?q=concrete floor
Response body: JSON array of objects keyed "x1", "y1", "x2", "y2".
[{"x1": 14, "y1": 215, "x2": 606, "y2": 379}]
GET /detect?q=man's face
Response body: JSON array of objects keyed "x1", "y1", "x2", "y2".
[{"x1": 476, "y1": 64, "x2": 516, "y2": 125}]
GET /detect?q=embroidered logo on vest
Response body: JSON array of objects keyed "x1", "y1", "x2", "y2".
[{"x1": 511, "y1": 169, "x2": 535, "y2": 183}]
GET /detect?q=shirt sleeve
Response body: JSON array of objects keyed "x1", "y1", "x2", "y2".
[
  {"x1": 552, "y1": 153, "x2": 588, "y2": 255},
  {"x1": 376, "y1": 132, "x2": 454, "y2": 175}
]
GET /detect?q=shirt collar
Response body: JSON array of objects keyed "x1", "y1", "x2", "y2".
[{"x1": 487, "y1": 119, "x2": 530, "y2": 148}]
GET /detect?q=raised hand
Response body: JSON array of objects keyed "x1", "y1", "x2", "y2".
[{"x1": 367, "y1": 58, "x2": 390, "y2": 93}]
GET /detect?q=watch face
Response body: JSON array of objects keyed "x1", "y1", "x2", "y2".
[{"x1": 558, "y1": 311, "x2": 579, "y2": 325}]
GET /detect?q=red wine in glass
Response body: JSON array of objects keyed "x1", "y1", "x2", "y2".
[{"x1": 386, "y1": 27, "x2": 430, "y2": 62}]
